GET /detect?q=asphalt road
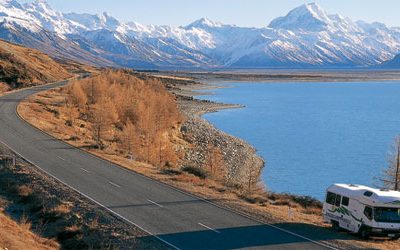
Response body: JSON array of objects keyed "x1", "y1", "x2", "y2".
[{"x1": 0, "y1": 81, "x2": 336, "y2": 249}]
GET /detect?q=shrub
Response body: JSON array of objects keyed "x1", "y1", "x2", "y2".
[
  {"x1": 292, "y1": 195, "x2": 322, "y2": 209},
  {"x1": 160, "y1": 168, "x2": 182, "y2": 176},
  {"x1": 181, "y1": 166, "x2": 208, "y2": 179},
  {"x1": 65, "y1": 120, "x2": 73, "y2": 126}
]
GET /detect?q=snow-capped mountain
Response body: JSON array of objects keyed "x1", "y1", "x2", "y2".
[
  {"x1": 0, "y1": 0, "x2": 399, "y2": 68},
  {"x1": 64, "y1": 12, "x2": 120, "y2": 32},
  {"x1": 382, "y1": 53, "x2": 400, "y2": 68},
  {"x1": 269, "y1": 3, "x2": 330, "y2": 32}
]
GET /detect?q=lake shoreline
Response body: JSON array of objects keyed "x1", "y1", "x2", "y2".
[
  {"x1": 155, "y1": 70, "x2": 400, "y2": 84},
  {"x1": 176, "y1": 77, "x2": 400, "y2": 201},
  {"x1": 167, "y1": 75, "x2": 266, "y2": 190}
]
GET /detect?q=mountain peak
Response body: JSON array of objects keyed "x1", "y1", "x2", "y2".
[
  {"x1": 0, "y1": 0, "x2": 22, "y2": 8},
  {"x1": 302, "y1": 2, "x2": 326, "y2": 17},
  {"x1": 34, "y1": 0, "x2": 49, "y2": 5},
  {"x1": 98, "y1": 12, "x2": 120, "y2": 30},
  {"x1": 268, "y1": 2, "x2": 331, "y2": 32},
  {"x1": 26, "y1": 0, "x2": 51, "y2": 8},
  {"x1": 185, "y1": 17, "x2": 223, "y2": 29},
  {"x1": 24, "y1": 0, "x2": 58, "y2": 15}
]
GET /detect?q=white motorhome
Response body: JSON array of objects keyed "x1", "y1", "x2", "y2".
[{"x1": 323, "y1": 184, "x2": 400, "y2": 239}]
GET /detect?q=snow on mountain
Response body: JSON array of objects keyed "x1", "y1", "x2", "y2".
[
  {"x1": 64, "y1": 12, "x2": 120, "y2": 32},
  {"x1": 0, "y1": 0, "x2": 399, "y2": 69},
  {"x1": 23, "y1": 0, "x2": 79, "y2": 34},
  {"x1": 0, "y1": 0, "x2": 113, "y2": 66},
  {"x1": 121, "y1": 21, "x2": 217, "y2": 51},
  {"x1": 269, "y1": 3, "x2": 331, "y2": 32},
  {"x1": 114, "y1": 3, "x2": 400, "y2": 68},
  {"x1": 185, "y1": 17, "x2": 224, "y2": 29},
  {"x1": 0, "y1": 0, "x2": 41, "y2": 32}
]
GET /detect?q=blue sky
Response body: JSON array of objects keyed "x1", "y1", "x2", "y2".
[{"x1": 20, "y1": 0, "x2": 400, "y2": 27}]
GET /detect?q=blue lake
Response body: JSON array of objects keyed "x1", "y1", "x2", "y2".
[{"x1": 198, "y1": 81, "x2": 400, "y2": 200}]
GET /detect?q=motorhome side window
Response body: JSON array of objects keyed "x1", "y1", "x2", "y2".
[
  {"x1": 326, "y1": 192, "x2": 336, "y2": 205},
  {"x1": 341, "y1": 196, "x2": 349, "y2": 206},
  {"x1": 335, "y1": 194, "x2": 341, "y2": 207},
  {"x1": 364, "y1": 206, "x2": 373, "y2": 220}
]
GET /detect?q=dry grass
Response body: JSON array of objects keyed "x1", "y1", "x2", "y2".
[
  {"x1": 17, "y1": 185, "x2": 33, "y2": 197},
  {"x1": 0, "y1": 39, "x2": 72, "y2": 93},
  {"x1": 152, "y1": 74, "x2": 194, "y2": 81},
  {"x1": 0, "y1": 210, "x2": 59, "y2": 250},
  {"x1": 50, "y1": 203, "x2": 72, "y2": 215},
  {"x1": 18, "y1": 80, "x2": 400, "y2": 250}
]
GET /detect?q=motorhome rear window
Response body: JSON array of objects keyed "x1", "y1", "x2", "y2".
[
  {"x1": 326, "y1": 192, "x2": 336, "y2": 205},
  {"x1": 342, "y1": 196, "x2": 349, "y2": 206}
]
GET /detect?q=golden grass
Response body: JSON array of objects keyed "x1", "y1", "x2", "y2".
[
  {"x1": 0, "y1": 39, "x2": 72, "y2": 91},
  {"x1": 18, "y1": 86, "x2": 400, "y2": 250},
  {"x1": 152, "y1": 74, "x2": 194, "y2": 81},
  {"x1": 17, "y1": 185, "x2": 33, "y2": 197},
  {"x1": 51, "y1": 203, "x2": 72, "y2": 215},
  {"x1": 0, "y1": 211, "x2": 59, "y2": 250}
]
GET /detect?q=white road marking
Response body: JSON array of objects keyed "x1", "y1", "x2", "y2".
[
  {"x1": 147, "y1": 199, "x2": 164, "y2": 208},
  {"x1": 108, "y1": 181, "x2": 121, "y2": 188},
  {"x1": 80, "y1": 168, "x2": 90, "y2": 173},
  {"x1": 198, "y1": 222, "x2": 220, "y2": 234},
  {"x1": 57, "y1": 156, "x2": 66, "y2": 161}
]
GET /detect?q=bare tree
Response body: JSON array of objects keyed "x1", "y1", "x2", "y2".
[
  {"x1": 205, "y1": 145, "x2": 225, "y2": 179},
  {"x1": 245, "y1": 156, "x2": 263, "y2": 195},
  {"x1": 380, "y1": 136, "x2": 400, "y2": 190}
]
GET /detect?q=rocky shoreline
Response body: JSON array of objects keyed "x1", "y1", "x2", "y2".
[{"x1": 169, "y1": 78, "x2": 265, "y2": 189}]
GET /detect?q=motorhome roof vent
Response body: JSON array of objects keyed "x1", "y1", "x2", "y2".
[
  {"x1": 349, "y1": 184, "x2": 358, "y2": 187},
  {"x1": 380, "y1": 188, "x2": 389, "y2": 192},
  {"x1": 363, "y1": 191, "x2": 374, "y2": 197}
]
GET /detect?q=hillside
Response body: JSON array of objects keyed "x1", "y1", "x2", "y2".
[{"x1": 0, "y1": 39, "x2": 72, "y2": 93}]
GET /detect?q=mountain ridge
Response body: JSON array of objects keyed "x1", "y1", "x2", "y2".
[{"x1": 0, "y1": 0, "x2": 399, "y2": 69}]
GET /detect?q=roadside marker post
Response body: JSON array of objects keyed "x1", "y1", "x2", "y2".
[{"x1": 288, "y1": 204, "x2": 293, "y2": 221}]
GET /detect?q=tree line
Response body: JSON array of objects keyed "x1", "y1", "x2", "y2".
[{"x1": 65, "y1": 70, "x2": 183, "y2": 167}]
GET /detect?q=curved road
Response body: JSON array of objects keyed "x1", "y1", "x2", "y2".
[{"x1": 0, "y1": 81, "x2": 336, "y2": 249}]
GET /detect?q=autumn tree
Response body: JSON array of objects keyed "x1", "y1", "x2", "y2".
[
  {"x1": 90, "y1": 97, "x2": 118, "y2": 149},
  {"x1": 204, "y1": 145, "x2": 226, "y2": 180},
  {"x1": 64, "y1": 70, "x2": 183, "y2": 166},
  {"x1": 121, "y1": 120, "x2": 137, "y2": 157},
  {"x1": 67, "y1": 80, "x2": 87, "y2": 108}
]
